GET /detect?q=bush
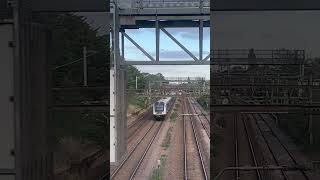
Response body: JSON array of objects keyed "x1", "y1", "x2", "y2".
[
  {"x1": 161, "y1": 127, "x2": 173, "y2": 149},
  {"x1": 150, "y1": 155, "x2": 167, "y2": 180},
  {"x1": 170, "y1": 112, "x2": 178, "y2": 122},
  {"x1": 197, "y1": 96, "x2": 209, "y2": 110}
]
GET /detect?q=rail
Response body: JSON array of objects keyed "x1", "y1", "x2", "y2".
[
  {"x1": 242, "y1": 115, "x2": 262, "y2": 180},
  {"x1": 257, "y1": 113, "x2": 310, "y2": 180},
  {"x1": 129, "y1": 122, "x2": 163, "y2": 180},
  {"x1": 108, "y1": 121, "x2": 157, "y2": 179},
  {"x1": 214, "y1": 166, "x2": 311, "y2": 180},
  {"x1": 182, "y1": 98, "x2": 188, "y2": 180},
  {"x1": 189, "y1": 98, "x2": 210, "y2": 138},
  {"x1": 184, "y1": 97, "x2": 208, "y2": 180},
  {"x1": 234, "y1": 114, "x2": 240, "y2": 179}
]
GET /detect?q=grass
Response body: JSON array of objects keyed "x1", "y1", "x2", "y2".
[
  {"x1": 128, "y1": 95, "x2": 149, "y2": 109},
  {"x1": 150, "y1": 155, "x2": 167, "y2": 180},
  {"x1": 170, "y1": 112, "x2": 178, "y2": 122},
  {"x1": 197, "y1": 96, "x2": 209, "y2": 110},
  {"x1": 161, "y1": 127, "x2": 173, "y2": 149}
]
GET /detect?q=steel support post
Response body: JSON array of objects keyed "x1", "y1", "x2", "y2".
[
  {"x1": 110, "y1": 68, "x2": 116, "y2": 163},
  {"x1": 83, "y1": 46, "x2": 88, "y2": 86},
  {"x1": 116, "y1": 66, "x2": 127, "y2": 161},
  {"x1": 111, "y1": 2, "x2": 127, "y2": 163},
  {"x1": 121, "y1": 30, "x2": 124, "y2": 58},
  {"x1": 199, "y1": 19, "x2": 203, "y2": 61},
  {"x1": 156, "y1": 18, "x2": 160, "y2": 61},
  {"x1": 309, "y1": 74, "x2": 314, "y2": 144}
]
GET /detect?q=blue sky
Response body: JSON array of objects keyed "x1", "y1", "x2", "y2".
[
  {"x1": 123, "y1": 27, "x2": 210, "y2": 79},
  {"x1": 76, "y1": 12, "x2": 210, "y2": 79},
  {"x1": 80, "y1": 11, "x2": 320, "y2": 80}
]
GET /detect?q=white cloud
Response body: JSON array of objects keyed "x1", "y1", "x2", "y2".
[{"x1": 135, "y1": 65, "x2": 210, "y2": 79}]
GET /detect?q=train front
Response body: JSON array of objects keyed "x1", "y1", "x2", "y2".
[{"x1": 153, "y1": 101, "x2": 165, "y2": 120}]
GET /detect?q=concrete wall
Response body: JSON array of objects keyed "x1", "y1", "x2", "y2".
[
  {"x1": 0, "y1": 23, "x2": 15, "y2": 180},
  {"x1": 110, "y1": 67, "x2": 127, "y2": 163},
  {"x1": 110, "y1": 69, "x2": 116, "y2": 162}
]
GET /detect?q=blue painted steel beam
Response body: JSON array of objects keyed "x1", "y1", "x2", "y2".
[{"x1": 121, "y1": 20, "x2": 209, "y2": 29}]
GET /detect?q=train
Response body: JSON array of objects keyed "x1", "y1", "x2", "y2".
[{"x1": 153, "y1": 97, "x2": 175, "y2": 120}]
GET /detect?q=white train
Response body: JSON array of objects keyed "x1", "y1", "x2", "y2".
[{"x1": 153, "y1": 97, "x2": 175, "y2": 120}]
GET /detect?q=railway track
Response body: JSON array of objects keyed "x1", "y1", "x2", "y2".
[
  {"x1": 230, "y1": 97, "x2": 311, "y2": 180},
  {"x1": 252, "y1": 113, "x2": 311, "y2": 180},
  {"x1": 100, "y1": 119, "x2": 163, "y2": 180},
  {"x1": 232, "y1": 113, "x2": 262, "y2": 180},
  {"x1": 234, "y1": 114, "x2": 240, "y2": 180},
  {"x1": 242, "y1": 115, "x2": 262, "y2": 180},
  {"x1": 191, "y1": 97, "x2": 210, "y2": 123},
  {"x1": 127, "y1": 108, "x2": 152, "y2": 137},
  {"x1": 188, "y1": 97, "x2": 210, "y2": 138},
  {"x1": 183, "y1": 97, "x2": 208, "y2": 180}
]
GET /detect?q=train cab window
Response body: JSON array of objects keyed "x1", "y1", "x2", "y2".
[{"x1": 155, "y1": 102, "x2": 164, "y2": 111}]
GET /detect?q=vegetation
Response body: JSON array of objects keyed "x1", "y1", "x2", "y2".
[
  {"x1": 126, "y1": 65, "x2": 166, "y2": 110},
  {"x1": 175, "y1": 103, "x2": 180, "y2": 108},
  {"x1": 36, "y1": 13, "x2": 109, "y2": 153},
  {"x1": 197, "y1": 96, "x2": 209, "y2": 110},
  {"x1": 161, "y1": 127, "x2": 173, "y2": 149},
  {"x1": 170, "y1": 112, "x2": 178, "y2": 122},
  {"x1": 127, "y1": 65, "x2": 165, "y2": 90},
  {"x1": 128, "y1": 96, "x2": 149, "y2": 109},
  {"x1": 150, "y1": 155, "x2": 167, "y2": 180}
]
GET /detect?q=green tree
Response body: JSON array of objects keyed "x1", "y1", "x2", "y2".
[
  {"x1": 36, "y1": 13, "x2": 109, "y2": 149},
  {"x1": 127, "y1": 65, "x2": 166, "y2": 90}
]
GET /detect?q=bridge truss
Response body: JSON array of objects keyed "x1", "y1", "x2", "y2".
[{"x1": 111, "y1": 0, "x2": 210, "y2": 66}]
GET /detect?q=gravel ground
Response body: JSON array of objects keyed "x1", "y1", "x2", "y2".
[
  {"x1": 165, "y1": 98, "x2": 185, "y2": 179},
  {"x1": 185, "y1": 109, "x2": 207, "y2": 179},
  {"x1": 134, "y1": 117, "x2": 172, "y2": 180}
]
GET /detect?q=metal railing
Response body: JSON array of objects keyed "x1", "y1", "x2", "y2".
[
  {"x1": 165, "y1": 77, "x2": 206, "y2": 81},
  {"x1": 131, "y1": 0, "x2": 210, "y2": 9},
  {"x1": 212, "y1": 49, "x2": 305, "y2": 60}
]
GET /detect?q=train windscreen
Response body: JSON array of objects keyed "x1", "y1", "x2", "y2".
[{"x1": 155, "y1": 102, "x2": 164, "y2": 112}]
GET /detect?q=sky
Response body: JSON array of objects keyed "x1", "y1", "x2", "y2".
[
  {"x1": 79, "y1": 10, "x2": 320, "y2": 80},
  {"x1": 77, "y1": 12, "x2": 210, "y2": 79},
  {"x1": 123, "y1": 28, "x2": 210, "y2": 79}
]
